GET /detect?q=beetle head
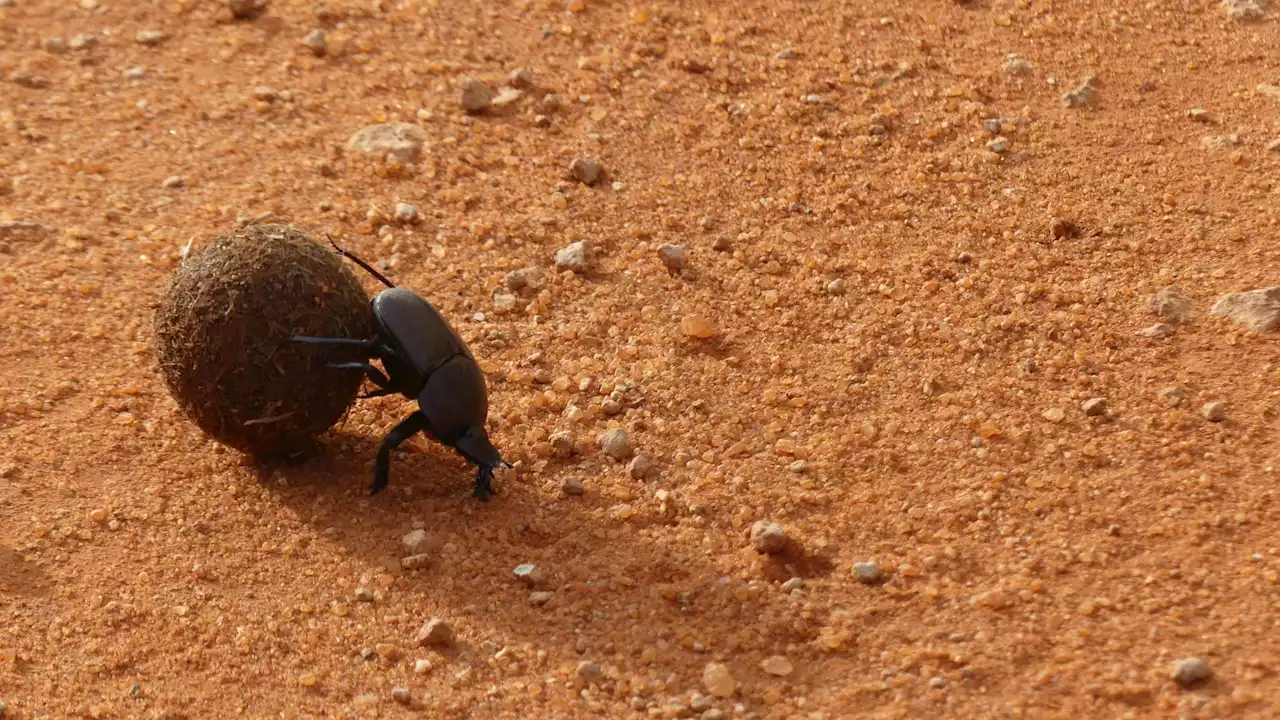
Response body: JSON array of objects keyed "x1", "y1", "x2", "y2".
[{"x1": 453, "y1": 424, "x2": 509, "y2": 471}]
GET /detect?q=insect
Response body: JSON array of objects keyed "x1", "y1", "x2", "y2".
[{"x1": 289, "y1": 239, "x2": 510, "y2": 500}]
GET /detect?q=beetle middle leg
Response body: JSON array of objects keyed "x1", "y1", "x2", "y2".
[
  {"x1": 371, "y1": 411, "x2": 429, "y2": 495},
  {"x1": 326, "y1": 361, "x2": 398, "y2": 399}
]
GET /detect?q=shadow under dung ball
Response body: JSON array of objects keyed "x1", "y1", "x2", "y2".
[{"x1": 153, "y1": 223, "x2": 373, "y2": 458}]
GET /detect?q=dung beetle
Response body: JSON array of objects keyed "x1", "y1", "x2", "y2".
[{"x1": 289, "y1": 239, "x2": 510, "y2": 500}]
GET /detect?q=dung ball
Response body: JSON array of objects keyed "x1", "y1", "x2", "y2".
[{"x1": 153, "y1": 223, "x2": 373, "y2": 457}]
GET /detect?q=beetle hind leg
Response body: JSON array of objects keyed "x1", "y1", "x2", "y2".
[{"x1": 371, "y1": 412, "x2": 429, "y2": 495}]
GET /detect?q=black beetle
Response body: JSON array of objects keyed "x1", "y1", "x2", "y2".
[{"x1": 288, "y1": 239, "x2": 510, "y2": 500}]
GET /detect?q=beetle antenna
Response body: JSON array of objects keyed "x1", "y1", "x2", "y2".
[{"x1": 326, "y1": 234, "x2": 397, "y2": 289}]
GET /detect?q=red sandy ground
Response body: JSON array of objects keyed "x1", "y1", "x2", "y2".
[{"x1": 1, "y1": 0, "x2": 1278, "y2": 718}]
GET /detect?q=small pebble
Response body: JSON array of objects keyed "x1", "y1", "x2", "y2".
[
  {"x1": 400, "y1": 554, "x2": 430, "y2": 570},
  {"x1": 570, "y1": 157, "x2": 603, "y2": 185},
  {"x1": 749, "y1": 521, "x2": 788, "y2": 554},
  {"x1": 513, "y1": 563, "x2": 545, "y2": 587},
  {"x1": 394, "y1": 202, "x2": 417, "y2": 223},
  {"x1": 1062, "y1": 74, "x2": 1099, "y2": 108},
  {"x1": 162, "y1": 175, "x2": 185, "y2": 189},
  {"x1": 504, "y1": 266, "x2": 545, "y2": 293},
  {"x1": 576, "y1": 660, "x2": 601, "y2": 683},
  {"x1": 1208, "y1": 285, "x2": 1280, "y2": 332},
  {"x1": 929, "y1": 676, "x2": 947, "y2": 689},
  {"x1": 302, "y1": 29, "x2": 327, "y2": 55},
  {"x1": 601, "y1": 398, "x2": 623, "y2": 416},
  {"x1": 1171, "y1": 657, "x2": 1212, "y2": 686},
  {"x1": 760, "y1": 655, "x2": 794, "y2": 677},
  {"x1": 701, "y1": 711, "x2": 725, "y2": 720},
  {"x1": 1081, "y1": 397, "x2": 1107, "y2": 417},
  {"x1": 680, "y1": 315, "x2": 715, "y2": 339},
  {"x1": 348, "y1": 122, "x2": 427, "y2": 164},
  {"x1": 229, "y1": 0, "x2": 262, "y2": 19},
  {"x1": 354, "y1": 587, "x2": 375, "y2": 602},
  {"x1": 415, "y1": 618, "x2": 455, "y2": 648},
  {"x1": 555, "y1": 241, "x2": 591, "y2": 273},
  {"x1": 1187, "y1": 107, "x2": 1212, "y2": 123},
  {"x1": 252, "y1": 86, "x2": 279, "y2": 102},
  {"x1": 561, "y1": 476, "x2": 585, "y2": 495},
  {"x1": 1137, "y1": 323, "x2": 1175, "y2": 339},
  {"x1": 853, "y1": 562, "x2": 881, "y2": 583},
  {"x1": 628, "y1": 453, "x2": 654, "y2": 479},
  {"x1": 69, "y1": 34, "x2": 97, "y2": 50},
  {"x1": 41, "y1": 36, "x2": 67, "y2": 53},
  {"x1": 1150, "y1": 286, "x2": 1194, "y2": 324},
  {"x1": 780, "y1": 577, "x2": 804, "y2": 593},
  {"x1": 1003, "y1": 56, "x2": 1035, "y2": 76},
  {"x1": 689, "y1": 693, "x2": 714, "y2": 712},
  {"x1": 658, "y1": 243, "x2": 686, "y2": 272},
  {"x1": 459, "y1": 77, "x2": 493, "y2": 113},
  {"x1": 135, "y1": 30, "x2": 167, "y2": 46},
  {"x1": 123, "y1": 67, "x2": 146, "y2": 80},
  {"x1": 508, "y1": 68, "x2": 535, "y2": 89},
  {"x1": 598, "y1": 428, "x2": 634, "y2": 460},
  {"x1": 1202, "y1": 400, "x2": 1226, "y2": 422},
  {"x1": 413, "y1": 659, "x2": 432, "y2": 674},
  {"x1": 549, "y1": 431, "x2": 575, "y2": 458},
  {"x1": 987, "y1": 136, "x2": 1010, "y2": 153},
  {"x1": 702, "y1": 663, "x2": 736, "y2": 698},
  {"x1": 529, "y1": 590, "x2": 553, "y2": 606},
  {"x1": 402, "y1": 529, "x2": 428, "y2": 553},
  {"x1": 391, "y1": 687, "x2": 412, "y2": 705}
]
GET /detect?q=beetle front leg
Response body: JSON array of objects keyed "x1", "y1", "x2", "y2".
[
  {"x1": 473, "y1": 465, "x2": 495, "y2": 502},
  {"x1": 371, "y1": 412, "x2": 429, "y2": 495},
  {"x1": 288, "y1": 335, "x2": 398, "y2": 359}
]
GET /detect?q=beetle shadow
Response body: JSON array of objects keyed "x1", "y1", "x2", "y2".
[{"x1": 248, "y1": 425, "x2": 848, "y2": 708}]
